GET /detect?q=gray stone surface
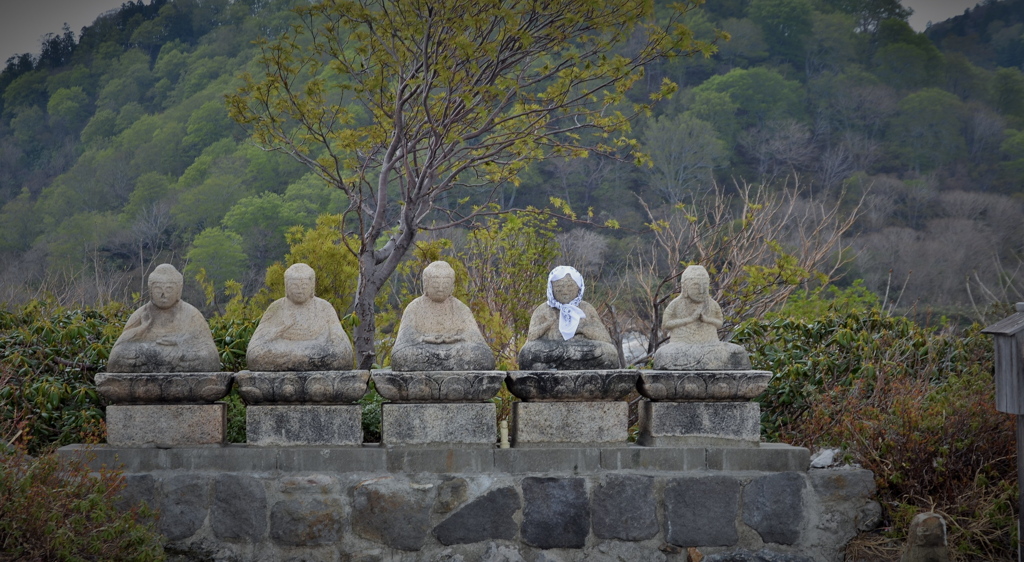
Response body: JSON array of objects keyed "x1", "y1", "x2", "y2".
[
  {"x1": 159, "y1": 473, "x2": 211, "y2": 541},
  {"x1": 434, "y1": 477, "x2": 469, "y2": 513},
  {"x1": 493, "y1": 447, "x2": 602, "y2": 473},
  {"x1": 351, "y1": 478, "x2": 436, "y2": 551},
  {"x1": 211, "y1": 473, "x2": 267, "y2": 542},
  {"x1": 742, "y1": 472, "x2": 804, "y2": 545},
  {"x1": 521, "y1": 477, "x2": 590, "y2": 549},
  {"x1": 517, "y1": 339, "x2": 620, "y2": 371},
  {"x1": 235, "y1": 370, "x2": 369, "y2": 404},
  {"x1": 707, "y1": 443, "x2": 810, "y2": 472},
  {"x1": 638, "y1": 401, "x2": 760, "y2": 446},
  {"x1": 382, "y1": 403, "x2": 496, "y2": 446},
  {"x1": 600, "y1": 447, "x2": 705, "y2": 471},
  {"x1": 433, "y1": 487, "x2": 520, "y2": 545},
  {"x1": 276, "y1": 446, "x2": 387, "y2": 472},
  {"x1": 637, "y1": 371, "x2": 772, "y2": 401},
  {"x1": 247, "y1": 404, "x2": 363, "y2": 446},
  {"x1": 512, "y1": 401, "x2": 627, "y2": 445},
  {"x1": 246, "y1": 263, "x2": 355, "y2": 371},
  {"x1": 591, "y1": 474, "x2": 658, "y2": 540},
  {"x1": 269, "y1": 498, "x2": 343, "y2": 546},
  {"x1": 390, "y1": 261, "x2": 495, "y2": 372},
  {"x1": 107, "y1": 263, "x2": 220, "y2": 373},
  {"x1": 96, "y1": 372, "x2": 232, "y2": 404},
  {"x1": 808, "y1": 466, "x2": 876, "y2": 502},
  {"x1": 115, "y1": 473, "x2": 156, "y2": 513},
  {"x1": 106, "y1": 404, "x2": 225, "y2": 446},
  {"x1": 703, "y1": 550, "x2": 815, "y2": 562},
  {"x1": 664, "y1": 475, "x2": 741, "y2": 547},
  {"x1": 505, "y1": 370, "x2": 637, "y2": 401},
  {"x1": 388, "y1": 448, "x2": 494, "y2": 473},
  {"x1": 902, "y1": 512, "x2": 949, "y2": 562},
  {"x1": 372, "y1": 370, "x2": 505, "y2": 402}
]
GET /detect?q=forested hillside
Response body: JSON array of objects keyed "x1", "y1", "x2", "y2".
[{"x1": 1, "y1": 0, "x2": 1023, "y2": 322}]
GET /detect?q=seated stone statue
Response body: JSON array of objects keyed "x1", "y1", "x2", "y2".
[
  {"x1": 246, "y1": 263, "x2": 355, "y2": 371},
  {"x1": 390, "y1": 261, "x2": 495, "y2": 371},
  {"x1": 107, "y1": 264, "x2": 220, "y2": 373},
  {"x1": 653, "y1": 265, "x2": 751, "y2": 370},
  {"x1": 518, "y1": 266, "x2": 620, "y2": 370}
]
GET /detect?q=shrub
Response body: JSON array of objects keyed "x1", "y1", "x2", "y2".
[
  {"x1": 0, "y1": 447, "x2": 164, "y2": 560},
  {"x1": 736, "y1": 307, "x2": 1017, "y2": 560}
]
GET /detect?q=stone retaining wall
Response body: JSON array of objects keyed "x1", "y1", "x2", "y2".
[{"x1": 59, "y1": 444, "x2": 879, "y2": 562}]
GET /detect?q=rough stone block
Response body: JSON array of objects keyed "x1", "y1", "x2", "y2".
[
  {"x1": 212, "y1": 473, "x2": 267, "y2": 542},
  {"x1": 707, "y1": 443, "x2": 810, "y2": 472},
  {"x1": 808, "y1": 466, "x2": 876, "y2": 502},
  {"x1": 115, "y1": 473, "x2": 156, "y2": 513},
  {"x1": 351, "y1": 478, "x2": 435, "y2": 550},
  {"x1": 742, "y1": 472, "x2": 805, "y2": 545},
  {"x1": 387, "y1": 447, "x2": 494, "y2": 473},
  {"x1": 275, "y1": 446, "x2": 387, "y2": 472},
  {"x1": 664, "y1": 475, "x2": 741, "y2": 547},
  {"x1": 433, "y1": 487, "x2": 520, "y2": 545},
  {"x1": 381, "y1": 403, "x2": 496, "y2": 446},
  {"x1": 106, "y1": 404, "x2": 225, "y2": 446},
  {"x1": 159, "y1": 473, "x2": 211, "y2": 541},
  {"x1": 269, "y1": 498, "x2": 343, "y2": 546},
  {"x1": 247, "y1": 405, "x2": 362, "y2": 446},
  {"x1": 591, "y1": 474, "x2": 658, "y2": 540},
  {"x1": 512, "y1": 401, "x2": 627, "y2": 445},
  {"x1": 638, "y1": 401, "x2": 760, "y2": 446},
  {"x1": 493, "y1": 447, "x2": 602, "y2": 473},
  {"x1": 703, "y1": 549, "x2": 815, "y2": 562},
  {"x1": 600, "y1": 446, "x2": 706, "y2": 471},
  {"x1": 521, "y1": 477, "x2": 590, "y2": 549}
]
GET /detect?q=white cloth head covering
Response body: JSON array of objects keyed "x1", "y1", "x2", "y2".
[{"x1": 546, "y1": 266, "x2": 586, "y2": 340}]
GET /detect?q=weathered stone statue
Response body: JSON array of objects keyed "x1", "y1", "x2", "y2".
[
  {"x1": 107, "y1": 264, "x2": 220, "y2": 373},
  {"x1": 246, "y1": 263, "x2": 355, "y2": 371},
  {"x1": 518, "y1": 266, "x2": 619, "y2": 370},
  {"x1": 653, "y1": 265, "x2": 751, "y2": 371},
  {"x1": 390, "y1": 261, "x2": 495, "y2": 371}
]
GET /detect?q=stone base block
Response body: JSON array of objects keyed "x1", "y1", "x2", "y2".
[
  {"x1": 247, "y1": 405, "x2": 363, "y2": 446},
  {"x1": 512, "y1": 401, "x2": 628, "y2": 446},
  {"x1": 381, "y1": 403, "x2": 496, "y2": 447},
  {"x1": 106, "y1": 404, "x2": 225, "y2": 446},
  {"x1": 638, "y1": 401, "x2": 760, "y2": 447}
]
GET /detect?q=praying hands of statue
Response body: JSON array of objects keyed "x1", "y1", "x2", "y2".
[
  {"x1": 422, "y1": 333, "x2": 466, "y2": 345},
  {"x1": 662, "y1": 301, "x2": 706, "y2": 331}
]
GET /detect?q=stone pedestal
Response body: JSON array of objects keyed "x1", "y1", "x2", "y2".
[
  {"x1": 381, "y1": 403, "x2": 496, "y2": 447},
  {"x1": 637, "y1": 401, "x2": 760, "y2": 447},
  {"x1": 106, "y1": 404, "x2": 226, "y2": 446},
  {"x1": 247, "y1": 405, "x2": 363, "y2": 446},
  {"x1": 512, "y1": 401, "x2": 628, "y2": 446}
]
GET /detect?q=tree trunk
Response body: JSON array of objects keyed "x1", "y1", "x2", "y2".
[{"x1": 353, "y1": 253, "x2": 383, "y2": 370}]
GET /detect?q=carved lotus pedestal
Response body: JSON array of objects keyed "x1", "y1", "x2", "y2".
[
  {"x1": 505, "y1": 370, "x2": 639, "y2": 447},
  {"x1": 636, "y1": 370, "x2": 773, "y2": 447},
  {"x1": 96, "y1": 372, "x2": 232, "y2": 446},
  {"x1": 371, "y1": 370, "x2": 505, "y2": 447},
  {"x1": 234, "y1": 370, "x2": 370, "y2": 446}
]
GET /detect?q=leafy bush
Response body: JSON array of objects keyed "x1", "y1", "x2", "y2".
[
  {"x1": 0, "y1": 447, "x2": 164, "y2": 560},
  {"x1": 737, "y1": 307, "x2": 1017, "y2": 560}
]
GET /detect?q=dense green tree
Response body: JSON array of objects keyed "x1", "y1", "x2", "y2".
[
  {"x1": 46, "y1": 87, "x2": 90, "y2": 129},
  {"x1": 887, "y1": 88, "x2": 967, "y2": 173},
  {"x1": 690, "y1": 67, "x2": 805, "y2": 130},
  {"x1": 991, "y1": 67, "x2": 1024, "y2": 124},
  {"x1": 747, "y1": 0, "x2": 814, "y2": 64},
  {"x1": 184, "y1": 227, "x2": 248, "y2": 291},
  {"x1": 819, "y1": 0, "x2": 910, "y2": 32}
]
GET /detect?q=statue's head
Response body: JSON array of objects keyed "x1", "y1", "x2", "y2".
[
  {"x1": 148, "y1": 264, "x2": 183, "y2": 310},
  {"x1": 284, "y1": 263, "x2": 316, "y2": 305},
  {"x1": 546, "y1": 266, "x2": 584, "y2": 307},
  {"x1": 422, "y1": 261, "x2": 455, "y2": 303},
  {"x1": 680, "y1": 265, "x2": 710, "y2": 301}
]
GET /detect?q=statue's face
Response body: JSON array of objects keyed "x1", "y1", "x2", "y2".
[
  {"x1": 683, "y1": 276, "x2": 708, "y2": 301},
  {"x1": 551, "y1": 276, "x2": 580, "y2": 304},
  {"x1": 149, "y1": 278, "x2": 182, "y2": 310},
  {"x1": 285, "y1": 273, "x2": 315, "y2": 305},
  {"x1": 424, "y1": 271, "x2": 454, "y2": 302}
]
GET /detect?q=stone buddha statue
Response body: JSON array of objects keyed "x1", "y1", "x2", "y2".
[
  {"x1": 246, "y1": 263, "x2": 355, "y2": 371},
  {"x1": 107, "y1": 264, "x2": 220, "y2": 373},
  {"x1": 390, "y1": 261, "x2": 495, "y2": 371},
  {"x1": 653, "y1": 265, "x2": 751, "y2": 371},
  {"x1": 517, "y1": 266, "x2": 620, "y2": 370}
]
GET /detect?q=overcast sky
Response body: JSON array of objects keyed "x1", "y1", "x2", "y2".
[{"x1": 0, "y1": 0, "x2": 988, "y2": 64}]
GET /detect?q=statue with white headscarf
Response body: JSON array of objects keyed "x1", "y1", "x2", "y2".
[{"x1": 518, "y1": 266, "x2": 620, "y2": 370}]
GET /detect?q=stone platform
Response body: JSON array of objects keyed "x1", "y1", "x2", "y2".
[
  {"x1": 58, "y1": 443, "x2": 877, "y2": 562},
  {"x1": 512, "y1": 401, "x2": 628, "y2": 446},
  {"x1": 638, "y1": 401, "x2": 762, "y2": 447},
  {"x1": 381, "y1": 403, "x2": 497, "y2": 447},
  {"x1": 105, "y1": 404, "x2": 226, "y2": 446},
  {"x1": 247, "y1": 405, "x2": 363, "y2": 446}
]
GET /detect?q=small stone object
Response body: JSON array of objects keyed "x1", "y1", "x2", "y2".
[
  {"x1": 653, "y1": 265, "x2": 750, "y2": 371},
  {"x1": 246, "y1": 263, "x2": 354, "y2": 371},
  {"x1": 517, "y1": 266, "x2": 620, "y2": 370},
  {"x1": 390, "y1": 261, "x2": 495, "y2": 371},
  {"x1": 901, "y1": 513, "x2": 949, "y2": 562},
  {"x1": 107, "y1": 264, "x2": 219, "y2": 373}
]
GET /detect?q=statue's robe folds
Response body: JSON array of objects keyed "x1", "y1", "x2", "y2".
[
  {"x1": 390, "y1": 296, "x2": 495, "y2": 372},
  {"x1": 246, "y1": 297, "x2": 354, "y2": 371},
  {"x1": 518, "y1": 301, "x2": 620, "y2": 370},
  {"x1": 107, "y1": 301, "x2": 220, "y2": 373}
]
